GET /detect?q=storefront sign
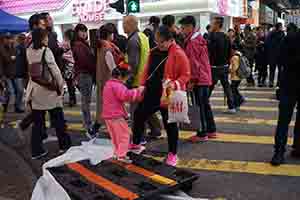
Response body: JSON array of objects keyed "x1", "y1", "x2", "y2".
[
  {"x1": 72, "y1": 0, "x2": 109, "y2": 22},
  {"x1": 217, "y1": 0, "x2": 229, "y2": 15}
]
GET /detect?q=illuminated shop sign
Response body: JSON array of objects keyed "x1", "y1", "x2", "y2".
[{"x1": 72, "y1": 0, "x2": 110, "y2": 22}]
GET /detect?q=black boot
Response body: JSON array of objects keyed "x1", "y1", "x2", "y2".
[
  {"x1": 291, "y1": 139, "x2": 300, "y2": 158},
  {"x1": 271, "y1": 152, "x2": 285, "y2": 166}
]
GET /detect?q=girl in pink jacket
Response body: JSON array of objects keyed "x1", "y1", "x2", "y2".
[{"x1": 102, "y1": 63, "x2": 144, "y2": 163}]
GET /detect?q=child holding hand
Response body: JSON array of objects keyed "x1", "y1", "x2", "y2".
[{"x1": 102, "y1": 63, "x2": 144, "y2": 163}]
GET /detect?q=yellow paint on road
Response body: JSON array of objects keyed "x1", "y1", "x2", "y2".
[
  {"x1": 213, "y1": 105, "x2": 280, "y2": 112},
  {"x1": 213, "y1": 90, "x2": 274, "y2": 95},
  {"x1": 210, "y1": 97, "x2": 277, "y2": 103},
  {"x1": 11, "y1": 121, "x2": 293, "y2": 145},
  {"x1": 179, "y1": 131, "x2": 293, "y2": 145},
  {"x1": 150, "y1": 156, "x2": 300, "y2": 177}
]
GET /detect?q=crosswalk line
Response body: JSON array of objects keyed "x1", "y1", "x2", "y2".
[
  {"x1": 150, "y1": 156, "x2": 300, "y2": 177},
  {"x1": 213, "y1": 90, "x2": 274, "y2": 95},
  {"x1": 10, "y1": 121, "x2": 293, "y2": 145},
  {"x1": 77, "y1": 97, "x2": 278, "y2": 108},
  {"x1": 60, "y1": 110, "x2": 295, "y2": 127},
  {"x1": 179, "y1": 131, "x2": 293, "y2": 145},
  {"x1": 210, "y1": 97, "x2": 277, "y2": 103},
  {"x1": 65, "y1": 105, "x2": 283, "y2": 114},
  {"x1": 213, "y1": 105, "x2": 279, "y2": 112}
]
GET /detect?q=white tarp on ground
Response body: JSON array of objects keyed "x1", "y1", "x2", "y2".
[{"x1": 31, "y1": 139, "x2": 209, "y2": 200}]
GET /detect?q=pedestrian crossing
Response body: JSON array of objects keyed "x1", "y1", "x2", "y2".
[{"x1": 9, "y1": 87, "x2": 300, "y2": 181}]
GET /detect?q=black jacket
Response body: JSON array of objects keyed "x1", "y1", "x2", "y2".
[
  {"x1": 114, "y1": 34, "x2": 128, "y2": 54},
  {"x1": 279, "y1": 32, "x2": 300, "y2": 94},
  {"x1": 15, "y1": 44, "x2": 28, "y2": 78},
  {"x1": 48, "y1": 31, "x2": 64, "y2": 70},
  {"x1": 207, "y1": 32, "x2": 231, "y2": 66},
  {"x1": 265, "y1": 30, "x2": 285, "y2": 65}
]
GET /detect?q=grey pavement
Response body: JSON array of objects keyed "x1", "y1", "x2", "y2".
[{"x1": 0, "y1": 86, "x2": 299, "y2": 200}]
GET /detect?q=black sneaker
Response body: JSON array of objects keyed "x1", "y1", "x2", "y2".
[
  {"x1": 32, "y1": 150, "x2": 48, "y2": 160},
  {"x1": 271, "y1": 153, "x2": 285, "y2": 166},
  {"x1": 290, "y1": 150, "x2": 300, "y2": 159}
]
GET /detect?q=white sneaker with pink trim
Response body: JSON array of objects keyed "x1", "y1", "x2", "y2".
[{"x1": 129, "y1": 144, "x2": 146, "y2": 154}]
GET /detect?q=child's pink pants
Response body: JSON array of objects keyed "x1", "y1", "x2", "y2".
[{"x1": 105, "y1": 118, "x2": 130, "y2": 158}]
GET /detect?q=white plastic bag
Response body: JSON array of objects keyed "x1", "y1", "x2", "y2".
[{"x1": 168, "y1": 90, "x2": 190, "y2": 124}]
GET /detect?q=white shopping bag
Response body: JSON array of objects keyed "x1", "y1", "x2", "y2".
[{"x1": 168, "y1": 90, "x2": 190, "y2": 124}]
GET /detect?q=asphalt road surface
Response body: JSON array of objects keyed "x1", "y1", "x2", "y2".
[{"x1": 1, "y1": 85, "x2": 299, "y2": 200}]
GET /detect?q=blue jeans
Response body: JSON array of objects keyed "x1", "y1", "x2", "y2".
[
  {"x1": 4, "y1": 78, "x2": 24, "y2": 111},
  {"x1": 78, "y1": 73, "x2": 93, "y2": 130},
  {"x1": 15, "y1": 78, "x2": 24, "y2": 110},
  {"x1": 194, "y1": 86, "x2": 216, "y2": 136},
  {"x1": 275, "y1": 90, "x2": 300, "y2": 153}
]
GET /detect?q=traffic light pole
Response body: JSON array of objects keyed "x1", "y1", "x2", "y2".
[{"x1": 125, "y1": 0, "x2": 129, "y2": 15}]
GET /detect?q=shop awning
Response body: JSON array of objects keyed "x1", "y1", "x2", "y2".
[{"x1": 0, "y1": 9, "x2": 29, "y2": 34}]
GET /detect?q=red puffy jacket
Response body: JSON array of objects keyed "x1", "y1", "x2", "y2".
[
  {"x1": 140, "y1": 42, "x2": 191, "y2": 90},
  {"x1": 184, "y1": 30, "x2": 212, "y2": 86}
]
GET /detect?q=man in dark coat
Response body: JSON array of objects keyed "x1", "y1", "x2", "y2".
[
  {"x1": 271, "y1": 31, "x2": 300, "y2": 166},
  {"x1": 265, "y1": 23, "x2": 285, "y2": 88}
]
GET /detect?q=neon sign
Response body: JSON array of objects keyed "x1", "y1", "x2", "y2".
[{"x1": 72, "y1": 0, "x2": 110, "y2": 22}]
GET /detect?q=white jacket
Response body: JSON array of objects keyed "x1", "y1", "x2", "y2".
[{"x1": 26, "y1": 47, "x2": 64, "y2": 110}]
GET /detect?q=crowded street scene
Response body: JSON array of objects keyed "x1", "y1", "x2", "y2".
[{"x1": 0, "y1": 0, "x2": 299, "y2": 199}]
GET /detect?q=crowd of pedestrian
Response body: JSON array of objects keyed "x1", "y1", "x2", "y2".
[{"x1": 0, "y1": 12, "x2": 299, "y2": 166}]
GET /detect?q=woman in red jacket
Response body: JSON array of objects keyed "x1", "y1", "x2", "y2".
[{"x1": 130, "y1": 25, "x2": 191, "y2": 166}]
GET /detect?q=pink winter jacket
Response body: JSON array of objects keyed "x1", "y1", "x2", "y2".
[
  {"x1": 102, "y1": 79, "x2": 143, "y2": 120},
  {"x1": 184, "y1": 30, "x2": 212, "y2": 86}
]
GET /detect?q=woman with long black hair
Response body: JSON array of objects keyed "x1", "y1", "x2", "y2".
[{"x1": 26, "y1": 28, "x2": 71, "y2": 159}]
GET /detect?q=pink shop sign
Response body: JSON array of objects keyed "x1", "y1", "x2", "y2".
[
  {"x1": 72, "y1": 0, "x2": 110, "y2": 22},
  {"x1": 217, "y1": 0, "x2": 229, "y2": 15}
]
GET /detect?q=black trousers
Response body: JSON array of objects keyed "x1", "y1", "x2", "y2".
[
  {"x1": 194, "y1": 86, "x2": 216, "y2": 136},
  {"x1": 31, "y1": 107, "x2": 71, "y2": 156},
  {"x1": 246, "y1": 58, "x2": 255, "y2": 84},
  {"x1": 66, "y1": 79, "x2": 76, "y2": 105},
  {"x1": 231, "y1": 80, "x2": 244, "y2": 108},
  {"x1": 132, "y1": 102, "x2": 179, "y2": 154},
  {"x1": 275, "y1": 89, "x2": 300, "y2": 154},
  {"x1": 20, "y1": 112, "x2": 47, "y2": 140},
  {"x1": 257, "y1": 64, "x2": 268, "y2": 85},
  {"x1": 209, "y1": 67, "x2": 235, "y2": 109},
  {"x1": 269, "y1": 64, "x2": 282, "y2": 87}
]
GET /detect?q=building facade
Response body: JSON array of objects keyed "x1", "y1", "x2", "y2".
[{"x1": 0, "y1": 0, "x2": 246, "y2": 40}]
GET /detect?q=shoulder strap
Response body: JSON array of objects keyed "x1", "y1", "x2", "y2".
[
  {"x1": 41, "y1": 48, "x2": 47, "y2": 63},
  {"x1": 146, "y1": 56, "x2": 168, "y2": 81}
]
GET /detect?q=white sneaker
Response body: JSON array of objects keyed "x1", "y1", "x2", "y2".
[
  {"x1": 226, "y1": 109, "x2": 237, "y2": 114},
  {"x1": 16, "y1": 120, "x2": 25, "y2": 141},
  {"x1": 43, "y1": 136, "x2": 58, "y2": 144},
  {"x1": 117, "y1": 156, "x2": 132, "y2": 164},
  {"x1": 129, "y1": 144, "x2": 146, "y2": 154},
  {"x1": 32, "y1": 150, "x2": 48, "y2": 160}
]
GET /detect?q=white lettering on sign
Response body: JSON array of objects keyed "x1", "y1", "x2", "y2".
[{"x1": 72, "y1": 0, "x2": 110, "y2": 22}]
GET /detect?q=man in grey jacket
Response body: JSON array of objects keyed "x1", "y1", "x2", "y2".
[{"x1": 123, "y1": 15, "x2": 162, "y2": 140}]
